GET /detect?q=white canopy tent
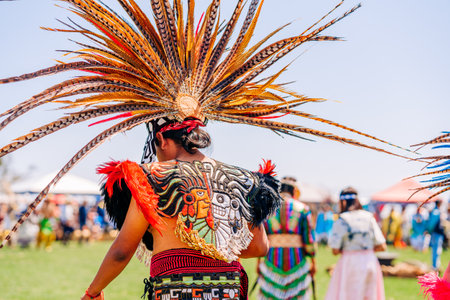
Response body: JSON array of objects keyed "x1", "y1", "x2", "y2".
[
  {"x1": 12, "y1": 172, "x2": 101, "y2": 195},
  {"x1": 298, "y1": 182, "x2": 333, "y2": 203}
]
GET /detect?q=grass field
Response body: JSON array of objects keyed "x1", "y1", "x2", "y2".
[{"x1": 0, "y1": 242, "x2": 448, "y2": 300}]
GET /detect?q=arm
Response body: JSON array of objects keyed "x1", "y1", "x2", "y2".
[
  {"x1": 240, "y1": 224, "x2": 269, "y2": 258},
  {"x1": 328, "y1": 218, "x2": 345, "y2": 256},
  {"x1": 444, "y1": 261, "x2": 450, "y2": 283},
  {"x1": 331, "y1": 248, "x2": 342, "y2": 255},
  {"x1": 301, "y1": 210, "x2": 316, "y2": 255},
  {"x1": 81, "y1": 198, "x2": 149, "y2": 300},
  {"x1": 371, "y1": 215, "x2": 387, "y2": 252},
  {"x1": 309, "y1": 257, "x2": 316, "y2": 276},
  {"x1": 374, "y1": 243, "x2": 387, "y2": 252}
]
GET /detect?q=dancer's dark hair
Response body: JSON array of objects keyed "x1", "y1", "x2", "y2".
[
  {"x1": 339, "y1": 186, "x2": 362, "y2": 213},
  {"x1": 159, "y1": 127, "x2": 211, "y2": 154}
]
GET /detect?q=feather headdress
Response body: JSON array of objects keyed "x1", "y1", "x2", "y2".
[
  {"x1": 408, "y1": 132, "x2": 450, "y2": 205},
  {"x1": 0, "y1": 0, "x2": 408, "y2": 247}
]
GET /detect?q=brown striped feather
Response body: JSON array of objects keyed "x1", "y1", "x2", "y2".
[
  {"x1": 193, "y1": 0, "x2": 220, "y2": 85},
  {"x1": 161, "y1": 0, "x2": 183, "y2": 73},
  {"x1": 0, "y1": 61, "x2": 96, "y2": 84},
  {"x1": 0, "y1": 112, "x2": 169, "y2": 249},
  {"x1": 285, "y1": 110, "x2": 414, "y2": 153},
  {"x1": 207, "y1": 113, "x2": 409, "y2": 159},
  {"x1": 116, "y1": 0, "x2": 166, "y2": 61},
  {"x1": 200, "y1": 0, "x2": 245, "y2": 89},
  {"x1": 1, "y1": 105, "x2": 164, "y2": 157},
  {"x1": 151, "y1": 0, "x2": 179, "y2": 79},
  {"x1": 411, "y1": 132, "x2": 450, "y2": 147},
  {"x1": 214, "y1": 0, "x2": 261, "y2": 81},
  {"x1": 69, "y1": 0, "x2": 164, "y2": 77}
]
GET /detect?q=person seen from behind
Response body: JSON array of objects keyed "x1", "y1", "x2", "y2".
[
  {"x1": 325, "y1": 187, "x2": 386, "y2": 300},
  {"x1": 257, "y1": 176, "x2": 316, "y2": 299},
  {"x1": 428, "y1": 200, "x2": 445, "y2": 272},
  {"x1": 80, "y1": 118, "x2": 280, "y2": 300},
  {"x1": 411, "y1": 206, "x2": 427, "y2": 252},
  {"x1": 382, "y1": 206, "x2": 403, "y2": 247}
]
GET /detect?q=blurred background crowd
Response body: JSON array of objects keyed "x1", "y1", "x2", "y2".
[
  {"x1": 1, "y1": 190, "x2": 448, "y2": 255},
  {"x1": 315, "y1": 201, "x2": 449, "y2": 253},
  {"x1": 0, "y1": 196, "x2": 117, "y2": 250}
]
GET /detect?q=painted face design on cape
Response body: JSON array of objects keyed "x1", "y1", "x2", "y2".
[{"x1": 143, "y1": 159, "x2": 256, "y2": 261}]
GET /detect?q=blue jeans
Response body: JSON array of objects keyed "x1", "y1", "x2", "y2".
[{"x1": 430, "y1": 233, "x2": 444, "y2": 270}]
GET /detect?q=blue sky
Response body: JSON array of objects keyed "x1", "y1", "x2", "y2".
[{"x1": 0, "y1": 0, "x2": 448, "y2": 199}]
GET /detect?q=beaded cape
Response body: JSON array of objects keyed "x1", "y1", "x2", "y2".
[
  {"x1": 98, "y1": 159, "x2": 282, "y2": 263},
  {"x1": 0, "y1": 0, "x2": 409, "y2": 247}
]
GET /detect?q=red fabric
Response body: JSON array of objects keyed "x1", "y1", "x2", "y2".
[
  {"x1": 258, "y1": 159, "x2": 277, "y2": 177},
  {"x1": 97, "y1": 160, "x2": 162, "y2": 232},
  {"x1": 418, "y1": 272, "x2": 450, "y2": 300},
  {"x1": 151, "y1": 248, "x2": 249, "y2": 300},
  {"x1": 160, "y1": 119, "x2": 205, "y2": 133}
]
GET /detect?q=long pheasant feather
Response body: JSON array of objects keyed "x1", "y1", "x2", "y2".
[
  {"x1": 0, "y1": 0, "x2": 412, "y2": 246},
  {"x1": 0, "y1": 113, "x2": 169, "y2": 249},
  {"x1": 409, "y1": 132, "x2": 450, "y2": 205},
  {"x1": 0, "y1": 105, "x2": 163, "y2": 158}
]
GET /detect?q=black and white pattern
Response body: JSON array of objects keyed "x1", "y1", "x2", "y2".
[{"x1": 141, "y1": 119, "x2": 171, "y2": 164}]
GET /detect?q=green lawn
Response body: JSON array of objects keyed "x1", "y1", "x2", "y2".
[{"x1": 0, "y1": 242, "x2": 447, "y2": 300}]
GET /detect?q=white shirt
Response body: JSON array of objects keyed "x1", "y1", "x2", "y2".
[{"x1": 328, "y1": 210, "x2": 385, "y2": 251}]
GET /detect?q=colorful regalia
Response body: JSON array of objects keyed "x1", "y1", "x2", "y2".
[
  {"x1": 257, "y1": 179, "x2": 315, "y2": 300},
  {"x1": 100, "y1": 158, "x2": 280, "y2": 299},
  {"x1": 0, "y1": 0, "x2": 407, "y2": 250},
  {"x1": 0, "y1": 0, "x2": 411, "y2": 298}
]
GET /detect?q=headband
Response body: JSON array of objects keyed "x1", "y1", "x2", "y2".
[
  {"x1": 141, "y1": 118, "x2": 205, "y2": 164},
  {"x1": 339, "y1": 193, "x2": 357, "y2": 201}
]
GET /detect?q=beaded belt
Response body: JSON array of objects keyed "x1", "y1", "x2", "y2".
[
  {"x1": 267, "y1": 234, "x2": 303, "y2": 248},
  {"x1": 143, "y1": 271, "x2": 241, "y2": 300}
]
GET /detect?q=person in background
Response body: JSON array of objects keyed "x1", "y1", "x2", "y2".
[
  {"x1": 80, "y1": 117, "x2": 278, "y2": 300},
  {"x1": 16, "y1": 208, "x2": 39, "y2": 248},
  {"x1": 257, "y1": 176, "x2": 316, "y2": 300},
  {"x1": 325, "y1": 187, "x2": 386, "y2": 300},
  {"x1": 315, "y1": 203, "x2": 334, "y2": 245},
  {"x1": 382, "y1": 206, "x2": 403, "y2": 247},
  {"x1": 78, "y1": 200, "x2": 88, "y2": 230},
  {"x1": 401, "y1": 205, "x2": 412, "y2": 246},
  {"x1": 60, "y1": 199, "x2": 75, "y2": 246},
  {"x1": 0, "y1": 203, "x2": 9, "y2": 244},
  {"x1": 411, "y1": 207, "x2": 427, "y2": 252},
  {"x1": 428, "y1": 200, "x2": 445, "y2": 271},
  {"x1": 36, "y1": 199, "x2": 56, "y2": 251},
  {"x1": 78, "y1": 200, "x2": 91, "y2": 244}
]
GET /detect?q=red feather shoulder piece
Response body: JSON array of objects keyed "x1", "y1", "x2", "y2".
[
  {"x1": 418, "y1": 272, "x2": 450, "y2": 300},
  {"x1": 97, "y1": 160, "x2": 162, "y2": 232},
  {"x1": 258, "y1": 159, "x2": 277, "y2": 177}
]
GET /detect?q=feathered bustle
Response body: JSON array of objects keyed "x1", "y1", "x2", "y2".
[
  {"x1": 418, "y1": 272, "x2": 450, "y2": 300},
  {"x1": 101, "y1": 180, "x2": 154, "y2": 251},
  {"x1": 250, "y1": 160, "x2": 282, "y2": 226},
  {"x1": 258, "y1": 159, "x2": 277, "y2": 177},
  {"x1": 97, "y1": 160, "x2": 162, "y2": 232}
]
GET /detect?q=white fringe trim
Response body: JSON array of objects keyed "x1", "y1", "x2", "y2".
[{"x1": 135, "y1": 241, "x2": 153, "y2": 267}]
